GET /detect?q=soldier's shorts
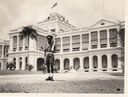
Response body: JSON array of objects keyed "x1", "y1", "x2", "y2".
[{"x1": 46, "y1": 53, "x2": 54, "y2": 73}]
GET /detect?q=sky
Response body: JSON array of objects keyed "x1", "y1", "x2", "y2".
[{"x1": 0, "y1": 0, "x2": 125, "y2": 40}]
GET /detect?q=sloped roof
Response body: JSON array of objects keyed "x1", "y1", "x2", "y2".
[
  {"x1": 38, "y1": 12, "x2": 76, "y2": 28},
  {"x1": 0, "y1": 39, "x2": 9, "y2": 44},
  {"x1": 41, "y1": 12, "x2": 66, "y2": 22},
  {"x1": 90, "y1": 19, "x2": 117, "y2": 29},
  {"x1": 9, "y1": 25, "x2": 48, "y2": 36},
  {"x1": 0, "y1": 39, "x2": 4, "y2": 43}
]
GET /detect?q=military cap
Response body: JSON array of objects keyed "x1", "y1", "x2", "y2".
[{"x1": 47, "y1": 35, "x2": 53, "y2": 39}]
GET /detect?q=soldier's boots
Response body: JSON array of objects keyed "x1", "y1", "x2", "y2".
[
  {"x1": 45, "y1": 76, "x2": 51, "y2": 81},
  {"x1": 50, "y1": 77, "x2": 54, "y2": 81},
  {"x1": 45, "y1": 76, "x2": 54, "y2": 81}
]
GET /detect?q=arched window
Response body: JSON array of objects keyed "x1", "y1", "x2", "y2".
[
  {"x1": 93, "y1": 56, "x2": 98, "y2": 71},
  {"x1": 73, "y1": 58, "x2": 80, "y2": 70},
  {"x1": 37, "y1": 58, "x2": 44, "y2": 71},
  {"x1": 19, "y1": 57, "x2": 22, "y2": 70},
  {"x1": 55, "y1": 59, "x2": 60, "y2": 71},
  {"x1": 102, "y1": 55, "x2": 107, "y2": 71},
  {"x1": 112, "y1": 54, "x2": 118, "y2": 71},
  {"x1": 64, "y1": 58, "x2": 70, "y2": 70},
  {"x1": 83, "y1": 57, "x2": 89, "y2": 69}
]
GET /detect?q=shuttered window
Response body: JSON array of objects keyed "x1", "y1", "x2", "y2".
[
  {"x1": 91, "y1": 31, "x2": 98, "y2": 49},
  {"x1": 63, "y1": 37, "x2": 70, "y2": 52},
  {"x1": 91, "y1": 31, "x2": 98, "y2": 41},
  {"x1": 82, "y1": 34, "x2": 89, "y2": 50},
  {"x1": 109, "y1": 29, "x2": 117, "y2": 47},
  {"x1": 55, "y1": 38, "x2": 61, "y2": 53},
  {"x1": 72, "y1": 35, "x2": 80, "y2": 51},
  {"x1": 24, "y1": 36, "x2": 28, "y2": 50},
  {"x1": 13, "y1": 36, "x2": 17, "y2": 51},
  {"x1": 36, "y1": 35, "x2": 47, "y2": 51},
  {"x1": 19, "y1": 35, "x2": 23, "y2": 51},
  {"x1": 82, "y1": 34, "x2": 89, "y2": 43},
  {"x1": 100, "y1": 30, "x2": 107, "y2": 48}
]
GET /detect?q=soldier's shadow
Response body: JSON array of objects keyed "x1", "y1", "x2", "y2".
[
  {"x1": 54, "y1": 80, "x2": 66, "y2": 81},
  {"x1": 44, "y1": 80, "x2": 66, "y2": 82}
]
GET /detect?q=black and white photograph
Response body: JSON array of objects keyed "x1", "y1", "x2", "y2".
[{"x1": 0, "y1": 0, "x2": 126, "y2": 96}]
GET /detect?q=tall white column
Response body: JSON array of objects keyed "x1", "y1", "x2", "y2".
[
  {"x1": 29, "y1": 37, "x2": 33, "y2": 51},
  {"x1": 70, "y1": 57, "x2": 73, "y2": 68},
  {"x1": 1, "y1": 61, "x2": 3, "y2": 70},
  {"x1": 28, "y1": 54, "x2": 36, "y2": 71},
  {"x1": 59, "y1": 58, "x2": 63, "y2": 72},
  {"x1": 22, "y1": 57, "x2": 26, "y2": 70},
  {"x1": 89, "y1": 33, "x2": 91, "y2": 50},
  {"x1": 60, "y1": 37, "x2": 63, "y2": 53},
  {"x1": 16, "y1": 57, "x2": 19, "y2": 70},
  {"x1": 117, "y1": 32, "x2": 121, "y2": 47},
  {"x1": 98, "y1": 55, "x2": 102, "y2": 72},
  {"x1": 22, "y1": 38, "x2": 25, "y2": 51},
  {"x1": 70, "y1": 57, "x2": 75, "y2": 72},
  {"x1": 70, "y1": 36, "x2": 72, "y2": 52},
  {"x1": 34, "y1": 57, "x2": 37, "y2": 71},
  {"x1": 31, "y1": 54, "x2": 37, "y2": 71},
  {"x1": 118, "y1": 54, "x2": 122, "y2": 72},
  {"x1": 29, "y1": 38, "x2": 36, "y2": 51},
  {"x1": 9, "y1": 36, "x2": 13, "y2": 53},
  {"x1": 1, "y1": 45, "x2": 4, "y2": 58},
  {"x1": 17, "y1": 35, "x2": 19, "y2": 52},
  {"x1": 97, "y1": 31, "x2": 100, "y2": 49},
  {"x1": 1, "y1": 60, "x2": 5, "y2": 70},
  {"x1": 80, "y1": 57, "x2": 83, "y2": 70},
  {"x1": 107, "y1": 54, "x2": 112, "y2": 71},
  {"x1": 80, "y1": 34, "x2": 82, "y2": 51},
  {"x1": 107, "y1": 29, "x2": 110, "y2": 48},
  {"x1": 89, "y1": 55, "x2": 93, "y2": 72}
]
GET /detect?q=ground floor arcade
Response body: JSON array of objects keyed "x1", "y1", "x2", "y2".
[
  {"x1": 4, "y1": 48, "x2": 123, "y2": 72},
  {"x1": 54, "y1": 53, "x2": 122, "y2": 72}
]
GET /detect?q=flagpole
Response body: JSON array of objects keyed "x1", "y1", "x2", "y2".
[
  {"x1": 51, "y1": 0, "x2": 58, "y2": 13},
  {"x1": 102, "y1": 0, "x2": 104, "y2": 19},
  {"x1": 55, "y1": 0, "x2": 58, "y2": 13}
]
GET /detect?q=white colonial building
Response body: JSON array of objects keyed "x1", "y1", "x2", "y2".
[
  {"x1": 2, "y1": 12, "x2": 125, "y2": 72},
  {"x1": 0, "y1": 39, "x2": 9, "y2": 70}
]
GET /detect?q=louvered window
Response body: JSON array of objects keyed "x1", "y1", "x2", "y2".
[
  {"x1": 82, "y1": 34, "x2": 89, "y2": 50},
  {"x1": 13, "y1": 36, "x2": 17, "y2": 51},
  {"x1": 100, "y1": 30, "x2": 107, "y2": 48},
  {"x1": 91, "y1": 31, "x2": 98, "y2": 49},
  {"x1": 109, "y1": 29, "x2": 117, "y2": 47}
]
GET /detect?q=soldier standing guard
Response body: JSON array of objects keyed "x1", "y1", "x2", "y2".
[{"x1": 44, "y1": 35, "x2": 55, "y2": 81}]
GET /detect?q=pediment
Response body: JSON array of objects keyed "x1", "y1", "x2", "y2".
[
  {"x1": 11, "y1": 27, "x2": 23, "y2": 33},
  {"x1": 90, "y1": 19, "x2": 117, "y2": 28}
]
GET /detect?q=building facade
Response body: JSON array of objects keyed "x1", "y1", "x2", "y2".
[
  {"x1": 3, "y1": 13, "x2": 125, "y2": 72},
  {"x1": 0, "y1": 39, "x2": 9, "y2": 70}
]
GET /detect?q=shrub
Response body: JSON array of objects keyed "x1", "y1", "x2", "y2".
[
  {"x1": 6, "y1": 62, "x2": 16, "y2": 70},
  {"x1": 27, "y1": 64, "x2": 33, "y2": 71}
]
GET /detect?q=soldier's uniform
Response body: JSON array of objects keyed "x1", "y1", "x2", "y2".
[{"x1": 44, "y1": 35, "x2": 55, "y2": 81}]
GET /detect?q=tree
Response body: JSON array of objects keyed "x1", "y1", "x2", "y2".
[
  {"x1": 20, "y1": 25, "x2": 38, "y2": 70},
  {"x1": 110, "y1": 21, "x2": 124, "y2": 73},
  {"x1": 117, "y1": 21, "x2": 125, "y2": 74}
]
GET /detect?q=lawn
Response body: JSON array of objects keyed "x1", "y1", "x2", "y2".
[
  {"x1": 0, "y1": 70, "x2": 42, "y2": 75},
  {"x1": 0, "y1": 79, "x2": 124, "y2": 93},
  {"x1": 0, "y1": 71, "x2": 124, "y2": 93}
]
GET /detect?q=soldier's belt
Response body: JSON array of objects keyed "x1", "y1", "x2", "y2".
[{"x1": 46, "y1": 52, "x2": 53, "y2": 54}]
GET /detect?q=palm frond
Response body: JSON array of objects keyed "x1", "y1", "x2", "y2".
[{"x1": 20, "y1": 26, "x2": 38, "y2": 40}]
